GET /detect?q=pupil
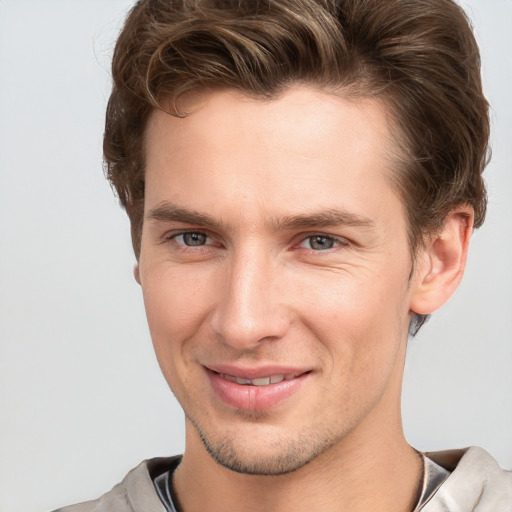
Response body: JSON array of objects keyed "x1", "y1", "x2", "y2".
[
  {"x1": 184, "y1": 233, "x2": 206, "y2": 246},
  {"x1": 311, "y1": 236, "x2": 333, "y2": 250}
]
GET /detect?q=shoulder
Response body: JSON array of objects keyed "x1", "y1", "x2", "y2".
[
  {"x1": 422, "y1": 447, "x2": 512, "y2": 511},
  {"x1": 52, "y1": 456, "x2": 180, "y2": 512}
]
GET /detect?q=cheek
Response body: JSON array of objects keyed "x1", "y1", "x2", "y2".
[
  {"x1": 309, "y1": 295, "x2": 406, "y2": 424},
  {"x1": 301, "y1": 268, "x2": 404, "y2": 332},
  {"x1": 300, "y1": 267, "x2": 409, "y2": 372},
  {"x1": 141, "y1": 266, "x2": 215, "y2": 364}
]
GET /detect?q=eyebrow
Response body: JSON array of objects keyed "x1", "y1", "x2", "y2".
[
  {"x1": 269, "y1": 210, "x2": 375, "y2": 231},
  {"x1": 147, "y1": 203, "x2": 224, "y2": 228},
  {"x1": 146, "y1": 202, "x2": 375, "y2": 231}
]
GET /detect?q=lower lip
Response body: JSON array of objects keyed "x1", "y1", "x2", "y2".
[{"x1": 206, "y1": 370, "x2": 309, "y2": 411}]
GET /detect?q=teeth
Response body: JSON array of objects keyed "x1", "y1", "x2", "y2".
[
  {"x1": 251, "y1": 377, "x2": 271, "y2": 386},
  {"x1": 220, "y1": 373, "x2": 302, "y2": 386}
]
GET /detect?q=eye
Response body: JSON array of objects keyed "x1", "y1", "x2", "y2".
[
  {"x1": 173, "y1": 232, "x2": 210, "y2": 246},
  {"x1": 299, "y1": 235, "x2": 344, "y2": 251}
]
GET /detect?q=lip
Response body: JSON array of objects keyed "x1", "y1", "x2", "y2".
[
  {"x1": 206, "y1": 364, "x2": 310, "y2": 380},
  {"x1": 204, "y1": 365, "x2": 311, "y2": 411}
]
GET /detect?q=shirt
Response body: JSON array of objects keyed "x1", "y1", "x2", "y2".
[{"x1": 153, "y1": 454, "x2": 451, "y2": 512}]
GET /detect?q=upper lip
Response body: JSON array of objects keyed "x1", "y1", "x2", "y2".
[{"x1": 204, "y1": 364, "x2": 311, "y2": 380}]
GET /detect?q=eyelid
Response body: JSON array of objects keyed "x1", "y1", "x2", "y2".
[
  {"x1": 160, "y1": 229, "x2": 351, "y2": 250},
  {"x1": 163, "y1": 229, "x2": 213, "y2": 246},
  {"x1": 296, "y1": 232, "x2": 351, "y2": 250}
]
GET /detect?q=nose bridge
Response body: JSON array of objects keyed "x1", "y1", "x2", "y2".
[{"x1": 212, "y1": 242, "x2": 288, "y2": 349}]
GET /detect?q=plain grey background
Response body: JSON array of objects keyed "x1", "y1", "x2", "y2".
[{"x1": 0, "y1": 1, "x2": 510, "y2": 511}]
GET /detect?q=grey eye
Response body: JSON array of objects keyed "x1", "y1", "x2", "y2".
[
  {"x1": 306, "y1": 236, "x2": 336, "y2": 250},
  {"x1": 180, "y1": 233, "x2": 208, "y2": 246}
]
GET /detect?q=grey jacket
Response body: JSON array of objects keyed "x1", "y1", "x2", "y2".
[{"x1": 53, "y1": 447, "x2": 512, "y2": 511}]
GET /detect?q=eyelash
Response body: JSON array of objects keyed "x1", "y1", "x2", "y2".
[
  {"x1": 170, "y1": 232, "x2": 211, "y2": 246},
  {"x1": 298, "y1": 234, "x2": 349, "y2": 252},
  {"x1": 164, "y1": 231, "x2": 215, "y2": 252},
  {"x1": 164, "y1": 231, "x2": 350, "y2": 253}
]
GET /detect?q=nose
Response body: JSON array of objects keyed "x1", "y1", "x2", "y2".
[{"x1": 210, "y1": 248, "x2": 291, "y2": 350}]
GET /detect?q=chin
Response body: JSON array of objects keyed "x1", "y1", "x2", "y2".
[{"x1": 191, "y1": 415, "x2": 342, "y2": 476}]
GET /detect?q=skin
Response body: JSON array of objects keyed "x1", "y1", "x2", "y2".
[{"x1": 136, "y1": 86, "x2": 473, "y2": 512}]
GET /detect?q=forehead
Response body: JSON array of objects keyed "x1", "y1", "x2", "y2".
[{"x1": 144, "y1": 86, "x2": 403, "y2": 226}]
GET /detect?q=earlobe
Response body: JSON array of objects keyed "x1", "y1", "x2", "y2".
[
  {"x1": 134, "y1": 263, "x2": 141, "y2": 285},
  {"x1": 410, "y1": 207, "x2": 474, "y2": 315}
]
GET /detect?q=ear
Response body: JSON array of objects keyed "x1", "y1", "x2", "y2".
[
  {"x1": 133, "y1": 262, "x2": 141, "y2": 285},
  {"x1": 409, "y1": 206, "x2": 474, "y2": 315}
]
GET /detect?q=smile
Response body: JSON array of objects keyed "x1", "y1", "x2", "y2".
[
  {"x1": 205, "y1": 367, "x2": 311, "y2": 411},
  {"x1": 219, "y1": 372, "x2": 304, "y2": 386}
]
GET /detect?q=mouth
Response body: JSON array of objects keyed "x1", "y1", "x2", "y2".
[
  {"x1": 217, "y1": 371, "x2": 305, "y2": 386},
  {"x1": 204, "y1": 366, "x2": 311, "y2": 411}
]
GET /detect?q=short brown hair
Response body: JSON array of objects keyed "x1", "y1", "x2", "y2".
[{"x1": 104, "y1": 0, "x2": 489, "y2": 260}]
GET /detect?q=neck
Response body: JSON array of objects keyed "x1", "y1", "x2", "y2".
[{"x1": 173, "y1": 418, "x2": 422, "y2": 512}]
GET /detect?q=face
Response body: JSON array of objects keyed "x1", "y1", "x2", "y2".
[{"x1": 138, "y1": 87, "x2": 418, "y2": 475}]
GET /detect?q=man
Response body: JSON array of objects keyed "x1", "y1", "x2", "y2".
[{"x1": 55, "y1": 0, "x2": 511, "y2": 511}]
